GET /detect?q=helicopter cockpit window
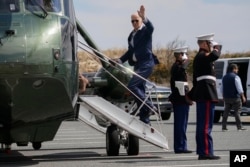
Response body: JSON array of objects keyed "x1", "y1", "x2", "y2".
[
  {"x1": 0, "y1": 0, "x2": 20, "y2": 13},
  {"x1": 25, "y1": 0, "x2": 61, "y2": 13}
]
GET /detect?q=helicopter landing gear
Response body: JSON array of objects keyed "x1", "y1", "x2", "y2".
[
  {"x1": 106, "y1": 124, "x2": 139, "y2": 156},
  {"x1": 126, "y1": 133, "x2": 139, "y2": 155},
  {"x1": 1, "y1": 143, "x2": 11, "y2": 154},
  {"x1": 32, "y1": 142, "x2": 42, "y2": 150},
  {"x1": 106, "y1": 125, "x2": 120, "y2": 156}
]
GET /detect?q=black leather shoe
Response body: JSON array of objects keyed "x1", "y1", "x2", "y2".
[
  {"x1": 175, "y1": 150, "x2": 193, "y2": 154},
  {"x1": 198, "y1": 155, "x2": 221, "y2": 160},
  {"x1": 238, "y1": 127, "x2": 247, "y2": 131}
]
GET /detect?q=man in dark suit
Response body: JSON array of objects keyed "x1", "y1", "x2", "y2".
[
  {"x1": 191, "y1": 33, "x2": 221, "y2": 160},
  {"x1": 116, "y1": 5, "x2": 156, "y2": 124}
]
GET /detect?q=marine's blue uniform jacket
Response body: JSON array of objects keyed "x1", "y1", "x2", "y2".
[{"x1": 192, "y1": 49, "x2": 220, "y2": 102}]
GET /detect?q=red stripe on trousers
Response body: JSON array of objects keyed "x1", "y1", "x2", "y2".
[{"x1": 204, "y1": 101, "x2": 210, "y2": 155}]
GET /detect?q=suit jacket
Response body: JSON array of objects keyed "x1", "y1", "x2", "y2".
[
  {"x1": 120, "y1": 18, "x2": 155, "y2": 70},
  {"x1": 191, "y1": 49, "x2": 220, "y2": 102}
]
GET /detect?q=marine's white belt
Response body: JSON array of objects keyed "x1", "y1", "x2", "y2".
[{"x1": 197, "y1": 75, "x2": 216, "y2": 81}]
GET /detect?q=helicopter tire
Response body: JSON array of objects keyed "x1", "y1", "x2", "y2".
[
  {"x1": 161, "y1": 112, "x2": 171, "y2": 120},
  {"x1": 106, "y1": 125, "x2": 120, "y2": 156},
  {"x1": 126, "y1": 133, "x2": 139, "y2": 155},
  {"x1": 32, "y1": 142, "x2": 42, "y2": 150}
]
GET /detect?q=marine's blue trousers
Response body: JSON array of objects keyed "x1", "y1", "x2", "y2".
[
  {"x1": 173, "y1": 104, "x2": 189, "y2": 152},
  {"x1": 196, "y1": 101, "x2": 215, "y2": 156}
]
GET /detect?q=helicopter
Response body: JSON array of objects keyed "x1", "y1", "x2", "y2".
[{"x1": 0, "y1": 0, "x2": 168, "y2": 156}]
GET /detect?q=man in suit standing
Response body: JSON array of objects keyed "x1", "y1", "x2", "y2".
[
  {"x1": 116, "y1": 5, "x2": 156, "y2": 124},
  {"x1": 191, "y1": 33, "x2": 221, "y2": 160}
]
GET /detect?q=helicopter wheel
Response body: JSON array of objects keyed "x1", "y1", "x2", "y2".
[
  {"x1": 32, "y1": 142, "x2": 42, "y2": 150},
  {"x1": 1, "y1": 143, "x2": 11, "y2": 154},
  {"x1": 126, "y1": 133, "x2": 139, "y2": 155},
  {"x1": 106, "y1": 125, "x2": 120, "y2": 156}
]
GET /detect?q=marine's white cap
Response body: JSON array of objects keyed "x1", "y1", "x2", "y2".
[
  {"x1": 173, "y1": 46, "x2": 188, "y2": 53},
  {"x1": 196, "y1": 33, "x2": 214, "y2": 41},
  {"x1": 173, "y1": 46, "x2": 188, "y2": 60}
]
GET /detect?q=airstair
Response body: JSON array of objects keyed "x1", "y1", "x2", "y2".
[{"x1": 78, "y1": 95, "x2": 169, "y2": 152}]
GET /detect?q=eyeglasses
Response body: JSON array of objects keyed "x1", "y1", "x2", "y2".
[{"x1": 131, "y1": 20, "x2": 139, "y2": 23}]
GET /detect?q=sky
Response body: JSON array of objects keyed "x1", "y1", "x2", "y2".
[{"x1": 73, "y1": 0, "x2": 250, "y2": 53}]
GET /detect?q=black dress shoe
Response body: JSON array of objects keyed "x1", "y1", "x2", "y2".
[
  {"x1": 198, "y1": 155, "x2": 221, "y2": 160},
  {"x1": 175, "y1": 150, "x2": 193, "y2": 154}
]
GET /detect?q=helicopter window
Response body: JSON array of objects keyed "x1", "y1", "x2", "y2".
[
  {"x1": 0, "y1": 0, "x2": 20, "y2": 13},
  {"x1": 25, "y1": 0, "x2": 61, "y2": 13}
]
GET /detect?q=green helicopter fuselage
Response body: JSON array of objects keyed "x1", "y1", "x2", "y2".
[{"x1": 0, "y1": 0, "x2": 78, "y2": 145}]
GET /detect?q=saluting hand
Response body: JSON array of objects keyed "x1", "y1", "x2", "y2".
[{"x1": 137, "y1": 5, "x2": 145, "y2": 20}]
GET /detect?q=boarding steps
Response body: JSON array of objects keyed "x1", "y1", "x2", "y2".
[{"x1": 78, "y1": 95, "x2": 169, "y2": 150}]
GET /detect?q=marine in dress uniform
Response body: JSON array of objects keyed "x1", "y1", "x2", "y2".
[
  {"x1": 117, "y1": 5, "x2": 156, "y2": 124},
  {"x1": 169, "y1": 46, "x2": 192, "y2": 154},
  {"x1": 191, "y1": 33, "x2": 221, "y2": 160}
]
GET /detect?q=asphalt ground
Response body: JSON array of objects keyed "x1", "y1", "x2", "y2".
[{"x1": 1, "y1": 104, "x2": 250, "y2": 167}]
